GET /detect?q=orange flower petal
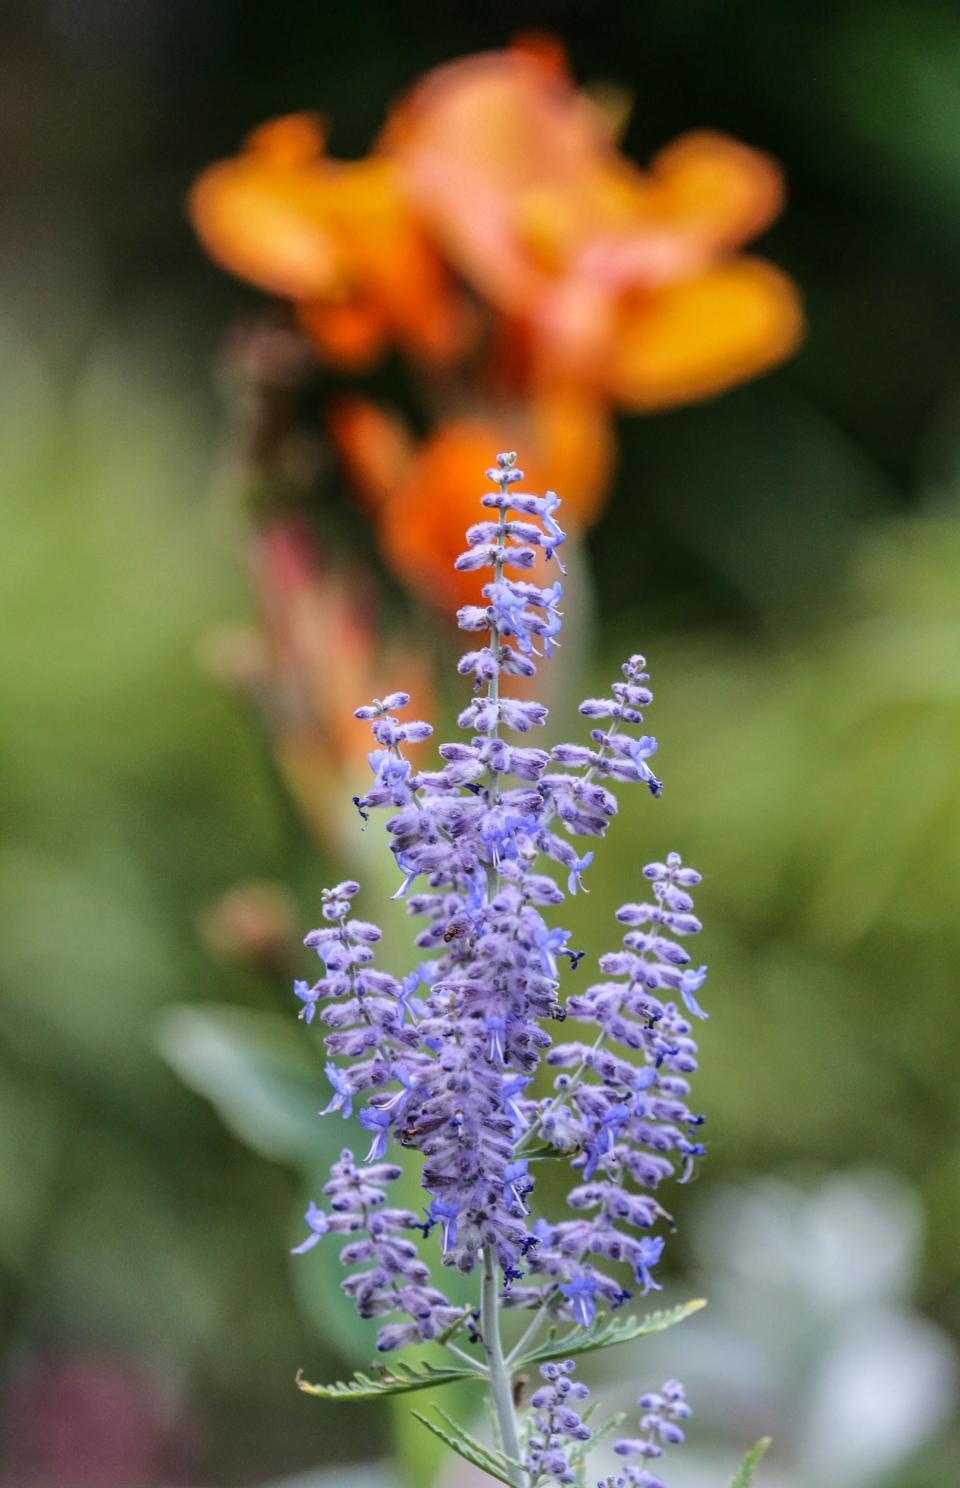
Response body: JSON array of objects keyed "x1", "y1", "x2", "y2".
[
  {"x1": 191, "y1": 120, "x2": 466, "y2": 368},
  {"x1": 376, "y1": 420, "x2": 522, "y2": 611},
  {"x1": 188, "y1": 115, "x2": 345, "y2": 301},
  {"x1": 530, "y1": 387, "x2": 614, "y2": 529},
  {"x1": 326, "y1": 397, "x2": 414, "y2": 511},
  {"x1": 245, "y1": 113, "x2": 328, "y2": 166},
  {"x1": 647, "y1": 131, "x2": 785, "y2": 254},
  {"x1": 332, "y1": 169, "x2": 469, "y2": 364},
  {"x1": 372, "y1": 407, "x2": 614, "y2": 613},
  {"x1": 609, "y1": 258, "x2": 805, "y2": 411},
  {"x1": 384, "y1": 52, "x2": 605, "y2": 317},
  {"x1": 188, "y1": 163, "x2": 340, "y2": 301}
]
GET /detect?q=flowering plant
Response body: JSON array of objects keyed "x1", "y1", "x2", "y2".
[{"x1": 289, "y1": 451, "x2": 766, "y2": 1488}]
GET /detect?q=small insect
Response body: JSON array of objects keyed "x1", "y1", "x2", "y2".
[{"x1": 443, "y1": 920, "x2": 465, "y2": 943}]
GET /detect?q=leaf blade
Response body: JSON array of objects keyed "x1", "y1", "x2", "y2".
[
  {"x1": 730, "y1": 1437, "x2": 771, "y2": 1488},
  {"x1": 412, "y1": 1407, "x2": 522, "y2": 1487},
  {"x1": 295, "y1": 1359, "x2": 481, "y2": 1401},
  {"x1": 158, "y1": 1004, "x2": 325, "y2": 1164},
  {"x1": 515, "y1": 1298, "x2": 706, "y2": 1370}
]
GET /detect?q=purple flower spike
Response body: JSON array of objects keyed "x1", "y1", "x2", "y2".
[
  {"x1": 286, "y1": 448, "x2": 710, "y2": 1488},
  {"x1": 610, "y1": 1379, "x2": 692, "y2": 1486},
  {"x1": 525, "y1": 1359, "x2": 591, "y2": 1485}
]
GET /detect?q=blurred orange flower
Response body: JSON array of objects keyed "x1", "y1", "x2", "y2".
[
  {"x1": 384, "y1": 50, "x2": 803, "y2": 408},
  {"x1": 189, "y1": 44, "x2": 804, "y2": 624},
  {"x1": 328, "y1": 395, "x2": 613, "y2": 610},
  {"x1": 189, "y1": 114, "x2": 466, "y2": 369}
]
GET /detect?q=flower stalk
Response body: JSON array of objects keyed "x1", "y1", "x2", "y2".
[{"x1": 481, "y1": 1243, "x2": 525, "y2": 1484}]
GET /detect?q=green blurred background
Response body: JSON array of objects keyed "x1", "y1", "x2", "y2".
[{"x1": 2, "y1": 2, "x2": 960, "y2": 1485}]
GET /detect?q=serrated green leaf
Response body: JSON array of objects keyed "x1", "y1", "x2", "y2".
[
  {"x1": 516, "y1": 1298, "x2": 706, "y2": 1370},
  {"x1": 295, "y1": 1358, "x2": 481, "y2": 1401},
  {"x1": 412, "y1": 1406, "x2": 522, "y2": 1488},
  {"x1": 433, "y1": 1405, "x2": 522, "y2": 1471},
  {"x1": 730, "y1": 1437, "x2": 771, "y2": 1487}
]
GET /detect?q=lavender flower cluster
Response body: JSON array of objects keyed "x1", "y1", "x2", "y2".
[
  {"x1": 290, "y1": 453, "x2": 709, "y2": 1485},
  {"x1": 525, "y1": 1360, "x2": 592, "y2": 1485},
  {"x1": 604, "y1": 1379, "x2": 692, "y2": 1488}
]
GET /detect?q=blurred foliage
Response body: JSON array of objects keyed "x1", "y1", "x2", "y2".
[
  {"x1": 3, "y1": 1, "x2": 960, "y2": 1485},
  {"x1": 0, "y1": 325, "x2": 362, "y2": 1482}
]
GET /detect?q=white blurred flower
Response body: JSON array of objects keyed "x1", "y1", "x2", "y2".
[{"x1": 592, "y1": 1170, "x2": 956, "y2": 1488}]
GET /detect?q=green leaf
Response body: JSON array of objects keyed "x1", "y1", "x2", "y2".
[
  {"x1": 295, "y1": 1359, "x2": 482, "y2": 1401},
  {"x1": 730, "y1": 1437, "x2": 771, "y2": 1488},
  {"x1": 411, "y1": 1406, "x2": 522, "y2": 1488},
  {"x1": 515, "y1": 1298, "x2": 706, "y2": 1370},
  {"x1": 157, "y1": 1005, "x2": 326, "y2": 1164}
]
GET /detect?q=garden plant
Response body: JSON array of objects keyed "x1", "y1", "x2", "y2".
[{"x1": 288, "y1": 451, "x2": 767, "y2": 1488}]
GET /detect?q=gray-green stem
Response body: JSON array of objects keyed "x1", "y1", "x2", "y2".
[
  {"x1": 505, "y1": 1301, "x2": 550, "y2": 1367},
  {"x1": 481, "y1": 1242, "x2": 524, "y2": 1485}
]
